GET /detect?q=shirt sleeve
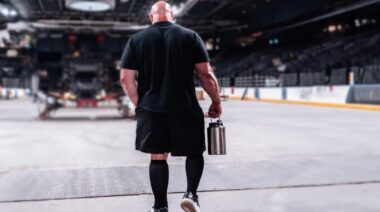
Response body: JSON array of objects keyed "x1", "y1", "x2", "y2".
[
  {"x1": 192, "y1": 32, "x2": 210, "y2": 64},
  {"x1": 120, "y1": 37, "x2": 138, "y2": 70}
]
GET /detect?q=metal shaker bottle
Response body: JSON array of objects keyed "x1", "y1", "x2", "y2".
[{"x1": 207, "y1": 117, "x2": 226, "y2": 155}]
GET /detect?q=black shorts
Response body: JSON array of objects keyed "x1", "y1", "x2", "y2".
[{"x1": 135, "y1": 107, "x2": 205, "y2": 156}]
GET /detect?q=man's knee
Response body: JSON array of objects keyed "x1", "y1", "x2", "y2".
[{"x1": 151, "y1": 153, "x2": 169, "y2": 160}]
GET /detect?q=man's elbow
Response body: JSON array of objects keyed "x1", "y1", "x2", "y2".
[
  {"x1": 119, "y1": 70, "x2": 128, "y2": 85},
  {"x1": 120, "y1": 76, "x2": 126, "y2": 85},
  {"x1": 198, "y1": 71, "x2": 213, "y2": 81}
]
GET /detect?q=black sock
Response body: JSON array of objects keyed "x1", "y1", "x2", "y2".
[
  {"x1": 186, "y1": 155, "x2": 204, "y2": 196},
  {"x1": 149, "y1": 160, "x2": 169, "y2": 209}
]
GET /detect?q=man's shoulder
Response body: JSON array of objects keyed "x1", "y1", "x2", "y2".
[
  {"x1": 170, "y1": 24, "x2": 196, "y2": 36},
  {"x1": 129, "y1": 26, "x2": 157, "y2": 41},
  {"x1": 129, "y1": 23, "x2": 198, "y2": 42}
]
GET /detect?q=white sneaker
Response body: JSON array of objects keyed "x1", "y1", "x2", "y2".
[
  {"x1": 180, "y1": 192, "x2": 200, "y2": 212},
  {"x1": 149, "y1": 206, "x2": 168, "y2": 212}
]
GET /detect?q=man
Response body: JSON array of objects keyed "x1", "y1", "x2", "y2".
[{"x1": 120, "y1": 1, "x2": 221, "y2": 212}]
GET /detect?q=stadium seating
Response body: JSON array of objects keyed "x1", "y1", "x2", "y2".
[{"x1": 214, "y1": 30, "x2": 380, "y2": 87}]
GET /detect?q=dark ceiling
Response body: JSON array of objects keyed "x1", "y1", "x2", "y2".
[
  {"x1": 0, "y1": 0, "x2": 378, "y2": 34},
  {"x1": 1, "y1": 0, "x2": 247, "y2": 33}
]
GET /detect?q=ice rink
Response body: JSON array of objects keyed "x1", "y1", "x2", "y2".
[{"x1": 1, "y1": 98, "x2": 380, "y2": 212}]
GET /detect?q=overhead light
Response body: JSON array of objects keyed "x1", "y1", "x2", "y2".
[
  {"x1": 66, "y1": 0, "x2": 115, "y2": 12},
  {"x1": 9, "y1": 9, "x2": 17, "y2": 17},
  {"x1": 172, "y1": 3, "x2": 185, "y2": 16},
  {"x1": 328, "y1": 25, "x2": 337, "y2": 33},
  {"x1": 172, "y1": 5, "x2": 179, "y2": 15},
  {"x1": 1, "y1": 8, "x2": 10, "y2": 16},
  {"x1": 355, "y1": 19, "x2": 361, "y2": 27},
  {"x1": 0, "y1": 5, "x2": 18, "y2": 17}
]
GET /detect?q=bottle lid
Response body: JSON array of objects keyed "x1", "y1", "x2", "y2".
[{"x1": 209, "y1": 118, "x2": 223, "y2": 127}]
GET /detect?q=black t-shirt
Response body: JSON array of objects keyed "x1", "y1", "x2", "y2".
[{"x1": 121, "y1": 21, "x2": 209, "y2": 112}]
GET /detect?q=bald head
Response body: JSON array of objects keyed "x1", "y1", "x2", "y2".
[{"x1": 149, "y1": 1, "x2": 173, "y2": 24}]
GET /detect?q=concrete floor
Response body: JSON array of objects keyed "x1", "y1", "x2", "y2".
[{"x1": 0, "y1": 98, "x2": 380, "y2": 211}]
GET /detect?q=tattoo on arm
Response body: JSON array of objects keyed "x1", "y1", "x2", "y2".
[{"x1": 196, "y1": 63, "x2": 220, "y2": 104}]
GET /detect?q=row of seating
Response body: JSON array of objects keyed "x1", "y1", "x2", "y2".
[{"x1": 214, "y1": 30, "x2": 380, "y2": 87}]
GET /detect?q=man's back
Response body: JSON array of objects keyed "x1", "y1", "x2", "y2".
[
  {"x1": 121, "y1": 21, "x2": 209, "y2": 112},
  {"x1": 119, "y1": 3, "x2": 222, "y2": 211}
]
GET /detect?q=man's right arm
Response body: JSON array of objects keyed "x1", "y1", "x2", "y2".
[
  {"x1": 120, "y1": 69, "x2": 138, "y2": 107},
  {"x1": 195, "y1": 62, "x2": 222, "y2": 118}
]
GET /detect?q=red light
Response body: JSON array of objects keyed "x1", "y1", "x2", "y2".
[
  {"x1": 68, "y1": 34, "x2": 77, "y2": 43},
  {"x1": 97, "y1": 34, "x2": 105, "y2": 43}
]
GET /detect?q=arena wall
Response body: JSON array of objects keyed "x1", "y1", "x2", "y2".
[{"x1": 200, "y1": 85, "x2": 380, "y2": 107}]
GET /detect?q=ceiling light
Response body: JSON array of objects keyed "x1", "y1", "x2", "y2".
[
  {"x1": 328, "y1": 25, "x2": 337, "y2": 33},
  {"x1": 172, "y1": 3, "x2": 185, "y2": 16},
  {"x1": 66, "y1": 0, "x2": 115, "y2": 12},
  {"x1": 1, "y1": 8, "x2": 10, "y2": 16},
  {"x1": 172, "y1": 6, "x2": 179, "y2": 15},
  {"x1": 9, "y1": 9, "x2": 17, "y2": 17}
]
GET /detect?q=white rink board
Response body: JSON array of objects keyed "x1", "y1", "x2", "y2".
[
  {"x1": 0, "y1": 88, "x2": 28, "y2": 98},
  {"x1": 199, "y1": 85, "x2": 350, "y2": 104},
  {"x1": 220, "y1": 87, "x2": 255, "y2": 98},
  {"x1": 259, "y1": 87, "x2": 283, "y2": 100},
  {"x1": 286, "y1": 85, "x2": 349, "y2": 104}
]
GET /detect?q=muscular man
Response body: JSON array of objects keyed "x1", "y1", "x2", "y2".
[{"x1": 120, "y1": 1, "x2": 221, "y2": 211}]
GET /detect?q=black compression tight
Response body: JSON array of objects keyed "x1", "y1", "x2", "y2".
[
  {"x1": 149, "y1": 154, "x2": 204, "y2": 209},
  {"x1": 186, "y1": 154, "x2": 204, "y2": 196},
  {"x1": 149, "y1": 160, "x2": 169, "y2": 209}
]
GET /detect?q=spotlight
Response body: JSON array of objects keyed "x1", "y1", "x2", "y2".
[
  {"x1": 171, "y1": 3, "x2": 184, "y2": 16},
  {"x1": 328, "y1": 25, "x2": 337, "y2": 33},
  {"x1": 9, "y1": 9, "x2": 17, "y2": 17},
  {"x1": 66, "y1": 0, "x2": 115, "y2": 12},
  {"x1": 172, "y1": 5, "x2": 179, "y2": 15},
  {"x1": 1, "y1": 8, "x2": 10, "y2": 16}
]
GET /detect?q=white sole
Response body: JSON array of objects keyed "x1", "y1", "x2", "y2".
[{"x1": 180, "y1": 199, "x2": 200, "y2": 212}]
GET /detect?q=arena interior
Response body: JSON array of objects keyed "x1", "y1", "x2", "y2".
[{"x1": 0, "y1": 0, "x2": 380, "y2": 211}]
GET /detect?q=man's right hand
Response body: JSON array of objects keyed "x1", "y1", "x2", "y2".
[{"x1": 208, "y1": 101, "x2": 222, "y2": 118}]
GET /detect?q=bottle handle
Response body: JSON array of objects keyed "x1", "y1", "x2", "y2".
[{"x1": 210, "y1": 116, "x2": 222, "y2": 123}]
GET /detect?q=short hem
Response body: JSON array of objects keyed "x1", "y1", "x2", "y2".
[
  {"x1": 170, "y1": 151, "x2": 205, "y2": 157},
  {"x1": 136, "y1": 148, "x2": 205, "y2": 157},
  {"x1": 136, "y1": 148, "x2": 169, "y2": 154}
]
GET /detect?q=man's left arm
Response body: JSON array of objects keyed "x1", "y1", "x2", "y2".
[{"x1": 120, "y1": 69, "x2": 138, "y2": 107}]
